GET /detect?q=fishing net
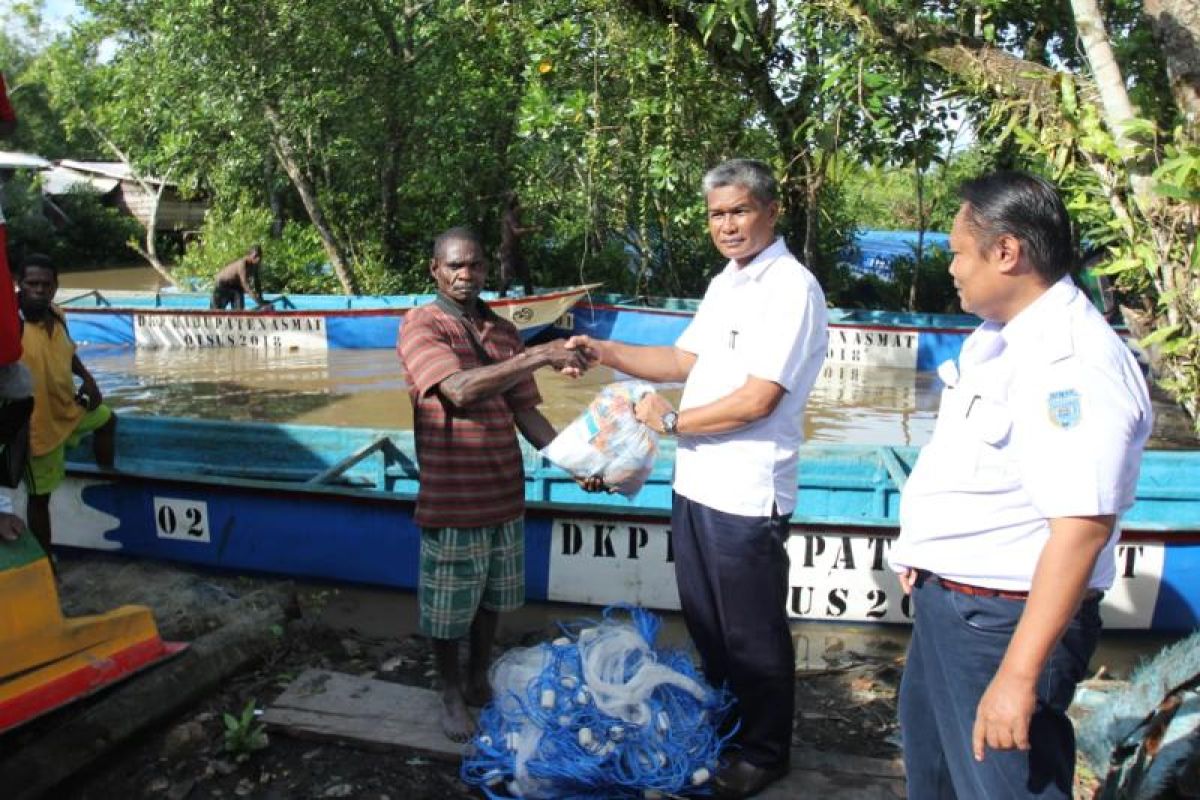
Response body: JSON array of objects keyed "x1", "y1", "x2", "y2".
[{"x1": 462, "y1": 606, "x2": 734, "y2": 799}]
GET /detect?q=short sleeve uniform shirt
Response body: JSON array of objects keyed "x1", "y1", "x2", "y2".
[
  {"x1": 673, "y1": 238, "x2": 828, "y2": 517},
  {"x1": 890, "y1": 277, "x2": 1152, "y2": 590},
  {"x1": 398, "y1": 302, "x2": 541, "y2": 529}
]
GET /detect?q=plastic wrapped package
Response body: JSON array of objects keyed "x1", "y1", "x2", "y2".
[{"x1": 541, "y1": 382, "x2": 660, "y2": 498}]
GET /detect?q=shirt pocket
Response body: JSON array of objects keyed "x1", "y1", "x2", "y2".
[{"x1": 965, "y1": 398, "x2": 1018, "y2": 484}]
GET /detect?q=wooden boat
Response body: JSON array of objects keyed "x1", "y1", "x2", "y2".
[
  {"x1": 7, "y1": 415, "x2": 1195, "y2": 633},
  {"x1": 55, "y1": 284, "x2": 600, "y2": 351},
  {"x1": 0, "y1": 529, "x2": 183, "y2": 733},
  {"x1": 565, "y1": 293, "x2": 985, "y2": 371},
  {"x1": 57, "y1": 285, "x2": 985, "y2": 370}
]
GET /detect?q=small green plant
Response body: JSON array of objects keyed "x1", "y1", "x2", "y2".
[{"x1": 222, "y1": 699, "x2": 269, "y2": 761}]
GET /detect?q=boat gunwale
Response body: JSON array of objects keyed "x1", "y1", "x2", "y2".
[
  {"x1": 57, "y1": 285, "x2": 599, "y2": 315},
  {"x1": 574, "y1": 299, "x2": 985, "y2": 335},
  {"x1": 64, "y1": 460, "x2": 1200, "y2": 539}
]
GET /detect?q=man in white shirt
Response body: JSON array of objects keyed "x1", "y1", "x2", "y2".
[
  {"x1": 889, "y1": 171, "x2": 1152, "y2": 799},
  {"x1": 569, "y1": 158, "x2": 828, "y2": 798}
]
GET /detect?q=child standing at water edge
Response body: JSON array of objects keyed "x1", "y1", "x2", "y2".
[{"x1": 17, "y1": 254, "x2": 118, "y2": 563}]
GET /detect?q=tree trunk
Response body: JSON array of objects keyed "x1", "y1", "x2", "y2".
[
  {"x1": 379, "y1": 124, "x2": 404, "y2": 267},
  {"x1": 87, "y1": 122, "x2": 181, "y2": 289},
  {"x1": 265, "y1": 157, "x2": 284, "y2": 238},
  {"x1": 129, "y1": 179, "x2": 177, "y2": 289},
  {"x1": 264, "y1": 104, "x2": 358, "y2": 296},
  {"x1": 1143, "y1": 0, "x2": 1200, "y2": 119},
  {"x1": 802, "y1": 168, "x2": 820, "y2": 271},
  {"x1": 909, "y1": 163, "x2": 925, "y2": 311}
]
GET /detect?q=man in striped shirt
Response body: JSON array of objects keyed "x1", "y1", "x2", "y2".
[{"x1": 398, "y1": 227, "x2": 592, "y2": 742}]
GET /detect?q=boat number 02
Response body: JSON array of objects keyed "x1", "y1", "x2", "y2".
[{"x1": 153, "y1": 497, "x2": 212, "y2": 543}]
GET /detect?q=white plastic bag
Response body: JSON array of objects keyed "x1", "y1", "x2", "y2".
[{"x1": 541, "y1": 381, "x2": 659, "y2": 498}]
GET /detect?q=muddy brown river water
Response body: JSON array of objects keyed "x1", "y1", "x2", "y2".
[{"x1": 59, "y1": 265, "x2": 1197, "y2": 676}]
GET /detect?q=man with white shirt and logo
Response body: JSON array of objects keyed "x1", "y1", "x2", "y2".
[
  {"x1": 568, "y1": 158, "x2": 828, "y2": 798},
  {"x1": 889, "y1": 171, "x2": 1152, "y2": 799}
]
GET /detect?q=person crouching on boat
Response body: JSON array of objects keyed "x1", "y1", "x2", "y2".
[
  {"x1": 16, "y1": 254, "x2": 118, "y2": 565},
  {"x1": 567, "y1": 159, "x2": 830, "y2": 799},
  {"x1": 398, "y1": 227, "x2": 600, "y2": 743},
  {"x1": 211, "y1": 244, "x2": 271, "y2": 310},
  {"x1": 888, "y1": 172, "x2": 1152, "y2": 800}
]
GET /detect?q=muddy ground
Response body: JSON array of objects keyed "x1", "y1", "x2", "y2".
[{"x1": 12, "y1": 554, "x2": 1106, "y2": 799}]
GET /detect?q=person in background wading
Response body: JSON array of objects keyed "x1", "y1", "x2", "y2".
[
  {"x1": 497, "y1": 192, "x2": 538, "y2": 297},
  {"x1": 397, "y1": 227, "x2": 600, "y2": 742},
  {"x1": 211, "y1": 245, "x2": 271, "y2": 310}
]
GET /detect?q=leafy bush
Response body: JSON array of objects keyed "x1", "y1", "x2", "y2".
[
  {"x1": 176, "y1": 206, "x2": 327, "y2": 294},
  {"x1": 4, "y1": 174, "x2": 139, "y2": 266}
]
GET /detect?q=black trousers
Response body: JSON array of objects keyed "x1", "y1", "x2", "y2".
[{"x1": 671, "y1": 492, "x2": 794, "y2": 768}]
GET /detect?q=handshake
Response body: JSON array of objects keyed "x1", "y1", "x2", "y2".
[
  {"x1": 528, "y1": 335, "x2": 677, "y2": 434},
  {"x1": 527, "y1": 335, "x2": 601, "y2": 378}
]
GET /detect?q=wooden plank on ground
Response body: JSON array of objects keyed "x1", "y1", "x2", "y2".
[
  {"x1": 264, "y1": 669, "x2": 907, "y2": 798},
  {"x1": 262, "y1": 669, "x2": 465, "y2": 760}
]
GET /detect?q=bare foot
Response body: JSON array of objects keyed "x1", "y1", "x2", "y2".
[
  {"x1": 440, "y1": 689, "x2": 475, "y2": 743},
  {"x1": 464, "y1": 677, "x2": 493, "y2": 708}
]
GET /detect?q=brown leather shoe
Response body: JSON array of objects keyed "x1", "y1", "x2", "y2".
[{"x1": 712, "y1": 756, "x2": 789, "y2": 798}]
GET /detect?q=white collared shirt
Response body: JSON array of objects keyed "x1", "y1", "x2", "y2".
[
  {"x1": 889, "y1": 277, "x2": 1152, "y2": 590},
  {"x1": 673, "y1": 237, "x2": 828, "y2": 517}
]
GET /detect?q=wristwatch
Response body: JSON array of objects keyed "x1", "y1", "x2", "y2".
[{"x1": 660, "y1": 411, "x2": 679, "y2": 435}]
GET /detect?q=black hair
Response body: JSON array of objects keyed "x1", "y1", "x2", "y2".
[
  {"x1": 433, "y1": 227, "x2": 483, "y2": 260},
  {"x1": 248, "y1": 244, "x2": 262, "y2": 258},
  {"x1": 15, "y1": 253, "x2": 57, "y2": 280},
  {"x1": 957, "y1": 171, "x2": 1076, "y2": 282}
]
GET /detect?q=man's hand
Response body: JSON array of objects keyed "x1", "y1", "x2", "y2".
[
  {"x1": 898, "y1": 568, "x2": 917, "y2": 595},
  {"x1": 635, "y1": 392, "x2": 675, "y2": 433},
  {"x1": 0, "y1": 512, "x2": 24, "y2": 542},
  {"x1": 531, "y1": 339, "x2": 592, "y2": 377},
  {"x1": 574, "y1": 475, "x2": 608, "y2": 493},
  {"x1": 78, "y1": 377, "x2": 103, "y2": 410},
  {"x1": 972, "y1": 671, "x2": 1037, "y2": 761},
  {"x1": 564, "y1": 335, "x2": 605, "y2": 366}
]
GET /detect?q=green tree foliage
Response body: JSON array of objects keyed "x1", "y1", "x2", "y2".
[{"x1": 13, "y1": 0, "x2": 1197, "y2": 423}]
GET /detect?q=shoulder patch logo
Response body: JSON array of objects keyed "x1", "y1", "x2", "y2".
[{"x1": 1047, "y1": 389, "x2": 1082, "y2": 429}]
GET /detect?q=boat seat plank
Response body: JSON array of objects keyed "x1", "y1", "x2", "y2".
[
  {"x1": 876, "y1": 447, "x2": 909, "y2": 491},
  {"x1": 307, "y1": 435, "x2": 393, "y2": 486},
  {"x1": 118, "y1": 460, "x2": 374, "y2": 487}
]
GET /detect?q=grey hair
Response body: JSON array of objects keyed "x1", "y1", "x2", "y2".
[{"x1": 702, "y1": 159, "x2": 778, "y2": 205}]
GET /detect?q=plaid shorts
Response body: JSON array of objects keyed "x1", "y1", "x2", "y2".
[{"x1": 419, "y1": 518, "x2": 525, "y2": 640}]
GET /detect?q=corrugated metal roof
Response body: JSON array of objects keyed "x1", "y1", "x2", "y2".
[
  {"x1": 0, "y1": 150, "x2": 53, "y2": 169},
  {"x1": 41, "y1": 166, "x2": 120, "y2": 195},
  {"x1": 57, "y1": 159, "x2": 173, "y2": 186}
]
